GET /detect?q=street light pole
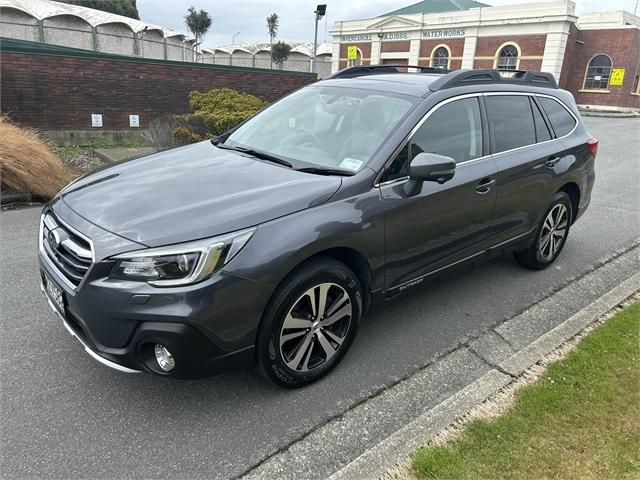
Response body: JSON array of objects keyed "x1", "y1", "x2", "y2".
[
  {"x1": 232, "y1": 32, "x2": 240, "y2": 45},
  {"x1": 312, "y1": 4, "x2": 326, "y2": 74}
]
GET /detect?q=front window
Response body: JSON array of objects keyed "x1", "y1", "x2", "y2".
[
  {"x1": 431, "y1": 47, "x2": 449, "y2": 69},
  {"x1": 497, "y1": 45, "x2": 518, "y2": 70},
  {"x1": 583, "y1": 54, "x2": 612, "y2": 90},
  {"x1": 383, "y1": 97, "x2": 483, "y2": 182},
  {"x1": 224, "y1": 86, "x2": 417, "y2": 172}
]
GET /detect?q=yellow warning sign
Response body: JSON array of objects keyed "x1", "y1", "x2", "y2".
[
  {"x1": 347, "y1": 45, "x2": 358, "y2": 61},
  {"x1": 610, "y1": 68, "x2": 625, "y2": 86}
]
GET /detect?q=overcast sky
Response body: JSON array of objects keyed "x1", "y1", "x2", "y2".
[{"x1": 136, "y1": 0, "x2": 639, "y2": 47}]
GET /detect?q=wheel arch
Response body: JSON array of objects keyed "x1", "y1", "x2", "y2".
[
  {"x1": 558, "y1": 182, "x2": 580, "y2": 224},
  {"x1": 294, "y1": 247, "x2": 373, "y2": 316},
  {"x1": 263, "y1": 246, "x2": 374, "y2": 324}
]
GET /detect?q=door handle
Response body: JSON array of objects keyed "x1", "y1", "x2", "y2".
[
  {"x1": 475, "y1": 179, "x2": 496, "y2": 194},
  {"x1": 545, "y1": 156, "x2": 561, "y2": 168}
]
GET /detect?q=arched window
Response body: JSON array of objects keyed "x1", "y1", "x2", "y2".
[
  {"x1": 431, "y1": 46, "x2": 450, "y2": 69},
  {"x1": 583, "y1": 54, "x2": 612, "y2": 90},
  {"x1": 496, "y1": 44, "x2": 518, "y2": 70},
  {"x1": 348, "y1": 47, "x2": 363, "y2": 67}
]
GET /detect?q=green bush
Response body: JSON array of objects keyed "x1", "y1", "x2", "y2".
[{"x1": 173, "y1": 88, "x2": 267, "y2": 144}]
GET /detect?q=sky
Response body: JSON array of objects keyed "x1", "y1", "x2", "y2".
[{"x1": 136, "y1": 0, "x2": 639, "y2": 47}]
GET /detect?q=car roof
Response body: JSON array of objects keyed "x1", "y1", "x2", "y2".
[
  {"x1": 319, "y1": 73, "x2": 445, "y2": 97},
  {"x1": 319, "y1": 68, "x2": 561, "y2": 99}
]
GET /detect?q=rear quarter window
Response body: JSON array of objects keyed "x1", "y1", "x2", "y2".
[
  {"x1": 538, "y1": 97, "x2": 577, "y2": 138},
  {"x1": 486, "y1": 95, "x2": 536, "y2": 153}
]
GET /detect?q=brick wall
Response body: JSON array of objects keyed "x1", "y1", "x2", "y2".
[
  {"x1": 563, "y1": 28, "x2": 640, "y2": 110},
  {"x1": 419, "y1": 38, "x2": 465, "y2": 69},
  {"x1": 474, "y1": 34, "x2": 546, "y2": 69},
  {"x1": 381, "y1": 40, "x2": 411, "y2": 53},
  {"x1": 475, "y1": 34, "x2": 547, "y2": 57},
  {"x1": 0, "y1": 41, "x2": 316, "y2": 131},
  {"x1": 558, "y1": 23, "x2": 579, "y2": 90}
]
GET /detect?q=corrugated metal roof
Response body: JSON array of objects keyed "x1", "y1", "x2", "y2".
[
  {"x1": 0, "y1": 0, "x2": 193, "y2": 39},
  {"x1": 382, "y1": 0, "x2": 489, "y2": 16}
]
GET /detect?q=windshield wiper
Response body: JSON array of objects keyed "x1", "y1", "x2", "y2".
[
  {"x1": 215, "y1": 143, "x2": 292, "y2": 168},
  {"x1": 297, "y1": 167, "x2": 355, "y2": 177}
]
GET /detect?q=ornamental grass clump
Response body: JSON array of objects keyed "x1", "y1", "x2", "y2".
[
  {"x1": 0, "y1": 116, "x2": 69, "y2": 199},
  {"x1": 174, "y1": 88, "x2": 267, "y2": 144}
]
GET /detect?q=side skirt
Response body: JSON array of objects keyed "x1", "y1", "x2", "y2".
[{"x1": 384, "y1": 228, "x2": 537, "y2": 298}]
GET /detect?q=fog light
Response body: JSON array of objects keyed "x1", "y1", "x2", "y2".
[{"x1": 154, "y1": 344, "x2": 175, "y2": 372}]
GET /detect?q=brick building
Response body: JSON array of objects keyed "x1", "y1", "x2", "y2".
[{"x1": 331, "y1": 0, "x2": 640, "y2": 112}]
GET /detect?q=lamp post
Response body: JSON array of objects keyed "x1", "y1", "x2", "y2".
[
  {"x1": 232, "y1": 32, "x2": 240, "y2": 44},
  {"x1": 312, "y1": 4, "x2": 326, "y2": 74}
]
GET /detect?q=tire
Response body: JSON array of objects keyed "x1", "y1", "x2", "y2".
[
  {"x1": 514, "y1": 191, "x2": 573, "y2": 270},
  {"x1": 256, "y1": 257, "x2": 362, "y2": 388}
]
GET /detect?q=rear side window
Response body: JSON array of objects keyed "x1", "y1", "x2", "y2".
[
  {"x1": 410, "y1": 97, "x2": 483, "y2": 163},
  {"x1": 531, "y1": 98, "x2": 552, "y2": 143},
  {"x1": 486, "y1": 95, "x2": 536, "y2": 153},
  {"x1": 538, "y1": 97, "x2": 576, "y2": 137}
]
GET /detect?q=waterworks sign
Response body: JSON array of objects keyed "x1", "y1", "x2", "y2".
[{"x1": 422, "y1": 29, "x2": 465, "y2": 38}]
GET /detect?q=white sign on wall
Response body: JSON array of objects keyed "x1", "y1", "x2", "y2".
[
  {"x1": 341, "y1": 34, "x2": 372, "y2": 42},
  {"x1": 129, "y1": 115, "x2": 140, "y2": 127},
  {"x1": 382, "y1": 32, "x2": 410, "y2": 40},
  {"x1": 91, "y1": 114, "x2": 103, "y2": 128}
]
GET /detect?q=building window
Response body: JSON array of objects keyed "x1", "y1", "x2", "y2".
[
  {"x1": 496, "y1": 44, "x2": 519, "y2": 70},
  {"x1": 583, "y1": 54, "x2": 612, "y2": 90},
  {"x1": 431, "y1": 46, "x2": 450, "y2": 69},
  {"x1": 633, "y1": 62, "x2": 640, "y2": 94},
  {"x1": 348, "y1": 48, "x2": 363, "y2": 67}
]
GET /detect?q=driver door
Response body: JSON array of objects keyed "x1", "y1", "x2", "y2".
[{"x1": 380, "y1": 96, "x2": 498, "y2": 291}]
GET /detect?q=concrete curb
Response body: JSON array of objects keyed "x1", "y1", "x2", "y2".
[
  {"x1": 328, "y1": 272, "x2": 639, "y2": 480},
  {"x1": 579, "y1": 110, "x2": 640, "y2": 118}
]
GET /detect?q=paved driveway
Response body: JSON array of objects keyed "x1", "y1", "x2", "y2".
[{"x1": 1, "y1": 117, "x2": 638, "y2": 479}]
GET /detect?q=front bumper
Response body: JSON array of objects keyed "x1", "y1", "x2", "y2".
[
  {"x1": 38, "y1": 205, "x2": 274, "y2": 378},
  {"x1": 41, "y1": 284, "x2": 141, "y2": 373},
  {"x1": 39, "y1": 251, "x2": 269, "y2": 378}
]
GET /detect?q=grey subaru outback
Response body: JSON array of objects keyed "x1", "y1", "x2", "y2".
[{"x1": 39, "y1": 67, "x2": 597, "y2": 387}]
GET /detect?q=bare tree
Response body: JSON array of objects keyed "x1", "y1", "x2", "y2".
[{"x1": 266, "y1": 13, "x2": 279, "y2": 69}]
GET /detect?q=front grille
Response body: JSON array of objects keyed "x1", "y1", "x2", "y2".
[{"x1": 41, "y1": 213, "x2": 93, "y2": 287}]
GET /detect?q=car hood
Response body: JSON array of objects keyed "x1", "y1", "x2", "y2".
[{"x1": 60, "y1": 141, "x2": 342, "y2": 246}]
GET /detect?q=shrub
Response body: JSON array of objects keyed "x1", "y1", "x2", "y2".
[
  {"x1": 173, "y1": 127, "x2": 204, "y2": 145},
  {"x1": 145, "y1": 115, "x2": 191, "y2": 149},
  {"x1": 173, "y1": 88, "x2": 267, "y2": 144},
  {"x1": 0, "y1": 117, "x2": 70, "y2": 199}
]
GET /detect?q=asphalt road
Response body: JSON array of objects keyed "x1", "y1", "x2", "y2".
[{"x1": 1, "y1": 117, "x2": 639, "y2": 479}]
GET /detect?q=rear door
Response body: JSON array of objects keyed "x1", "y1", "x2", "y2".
[
  {"x1": 484, "y1": 93, "x2": 561, "y2": 246},
  {"x1": 380, "y1": 95, "x2": 499, "y2": 291}
]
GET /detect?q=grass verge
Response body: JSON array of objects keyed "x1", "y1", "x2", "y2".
[{"x1": 412, "y1": 300, "x2": 640, "y2": 480}]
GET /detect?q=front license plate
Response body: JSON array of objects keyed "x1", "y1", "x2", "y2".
[{"x1": 44, "y1": 274, "x2": 64, "y2": 313}]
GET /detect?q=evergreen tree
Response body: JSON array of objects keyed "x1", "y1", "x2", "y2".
[{"x1": 56, "y1": 0, "x2": 140, "y2": 20}]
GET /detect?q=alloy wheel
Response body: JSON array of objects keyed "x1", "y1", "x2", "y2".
[
  {"x1": 538, "y1": 203, "x2": 568, "y2": 261},
  {"x1": 279, "y1": 282, "x2": 352, "y2": 372}
]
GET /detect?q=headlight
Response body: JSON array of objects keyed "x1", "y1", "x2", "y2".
[{"x1": 110, "y1": 228, "x2": 255, "y2": 286}]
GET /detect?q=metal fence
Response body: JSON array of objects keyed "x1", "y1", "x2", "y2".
[
  {"x1": 1, "y1": 21, "x2": 331, "y2": 76},
  {"x1": 199, "y1": 52, "x2": 333, "y2": 78}
]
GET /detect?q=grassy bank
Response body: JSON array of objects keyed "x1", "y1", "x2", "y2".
[{"x1": 412, "y1": 300, "x2": 640, "y2": 480}]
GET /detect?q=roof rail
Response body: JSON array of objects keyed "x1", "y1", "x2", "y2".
[
  {"x1": 428, "y1": 69, "x2": 558, "y2": 91},
  {"x1": 329, "y1": 64, "x2": 450, "y2": 79}
]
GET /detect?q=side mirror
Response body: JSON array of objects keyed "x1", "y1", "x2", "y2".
[{"x1": 409, "y1": 152, "x2": 456, "y2": 184}]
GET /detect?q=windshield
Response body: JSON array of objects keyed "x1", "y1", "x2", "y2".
[{"x1": 224, "y1": 85, "x2": 417, "y2": 173}]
